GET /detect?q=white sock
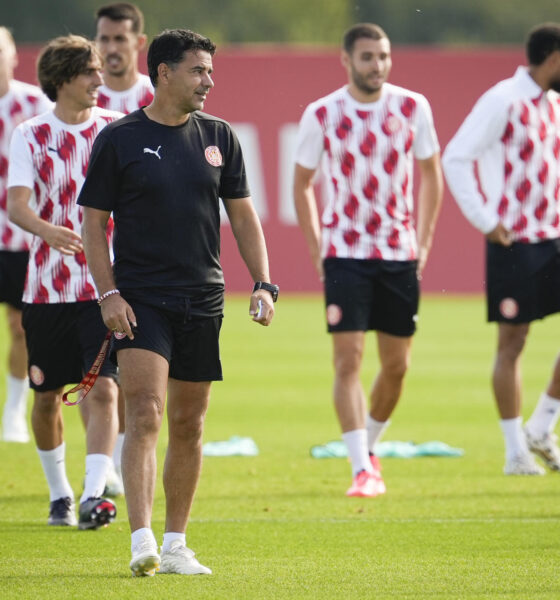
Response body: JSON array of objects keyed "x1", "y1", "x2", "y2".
[
  {"x1": 112, "y1": 433, "x2": 125, "y2": 471},
  {"x1": 162, "y1": 532, "x2": 186, "y2": 553},
  {"x1": 526, "y1": 393, "x2": 560, "y2": 436},
  {"x1": 500, "y1": 417, "x2": 528, "y2": 460},
  {"x1": 366, "y1": 415, "x2": 391, "y2": 454},
  {"x1": 342, "y1": 429, "x2": 373, "y2": 476},
  {"x1": 81, "y1": 453, "x2": 111, "y2": 503},
  {"x1": 4, "y1": 374, "x2": 29, "y2": 413},
  {"x1": 37, "y1": 442, "x2": 74, "y2": 502},
  {"x1": 131, "y1": 527, "x2": 157, "y2": 552}
]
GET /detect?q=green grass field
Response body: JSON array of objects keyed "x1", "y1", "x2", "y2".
[{"x1": 1, "y1": 294, "x2": 559, "y2": 599}]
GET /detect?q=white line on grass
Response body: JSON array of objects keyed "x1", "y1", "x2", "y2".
[{"x1": 188, "y1": 516, "x2": 560, "y2": 524}]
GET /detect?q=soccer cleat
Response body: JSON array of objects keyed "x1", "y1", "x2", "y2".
[
  {"x1": 78, "y1": 496, "x2": 117, "y2": 530},
  {"x1": 130, "y1": 538, "x2": 161, "y2": 577},
  {"x1": 159, "y1": 541, "x2": 212, "y2": 575},
  {"x1": 2, "y1": 406, "x2": 30, "y2": 443},
  {"x1": 48, "y1": 497, "x2": 77, "y2": 526},
  {"x1": 503, "y1": 453, "x2": 546, "y2": 476},
  {"x1": 524, "y1": 426, "x2": 560, "y2": 472},
  {"x1": 104, "y1": 463, "x2": 124, "y2": 497},
  {"x1": 369, "y1": 454, "x2": 386, "y2": 495},
  {"x1": 346, "y1": 469, "x2": 379, "y2": 497}
]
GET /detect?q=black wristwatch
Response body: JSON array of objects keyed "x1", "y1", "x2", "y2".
[{"x1": 253, "y1": 281, "x2": 279, "y2": 302}]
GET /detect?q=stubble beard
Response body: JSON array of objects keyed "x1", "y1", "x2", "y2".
[{"x1": 352, "y1": 68, "x2": 383, "y2": 96}]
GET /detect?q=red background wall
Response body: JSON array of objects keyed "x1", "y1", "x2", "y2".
[{"x1": 14, "y1": 46, "x2": 525, "y2": 292}]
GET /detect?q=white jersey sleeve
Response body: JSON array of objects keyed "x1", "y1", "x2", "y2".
[
  {"x1": 412, "y1": 94, "x2": 440, "y2": 160},
  {"x1": 294, "y1": 102, "x2": 325, "y2": 170},
  {"x1": 442, "y1": 88, "x2": 510, "y2": 234},
  {"x1": 7, "y1": 126, "x2": 35, "y2": 189}
]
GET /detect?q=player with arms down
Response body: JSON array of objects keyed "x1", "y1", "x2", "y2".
[
  {"x1": 78, "y1": 28, "x2": 277, "y2": 576},
  {"x1": 294, "y1": 23, "x2": 443, "y2": 497},
  {"x1": 0, "y1": 26, "x2": 51, "y2": 443}
]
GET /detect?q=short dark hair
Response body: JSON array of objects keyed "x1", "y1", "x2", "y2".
[
  {"x1": 95, "y1": 2, "x2": 144, "y2": 35},
  {"x1": 37, "y1": 35, "x2": 101, "y2": 101},
  {"x1": 343, "y1": 23, "x2": 388, "y2": 54},
  {"x1": 147, "y1": 29, "x2": 216, "y2": 87},
  {"x1": 526, "y1": 23, "x2": 560, "y2": 66}
]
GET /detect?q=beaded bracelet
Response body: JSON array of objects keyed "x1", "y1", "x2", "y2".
[{"x1": 97, "y1": 288, "x2": 120, "y2": 305}]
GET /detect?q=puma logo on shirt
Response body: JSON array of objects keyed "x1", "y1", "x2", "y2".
[{"x1": 143, "y1": 145, "x2": 162, "y2": 159}]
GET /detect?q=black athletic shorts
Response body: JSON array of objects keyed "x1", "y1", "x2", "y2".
[
  {"x1": 0, "y1": 250, "x2": 28, "y2": 309},
  {"x1": 22, "y1": 301, "x2": 117, "y2": 392},
  {"x1": 323, "y1": 257, "x2": 419, "y2": 336},
  {"x1": 486, "y1": 238, "x2": 560, "y2": 323},
  {"x1": 112, "y1": 296, "x2": 223, "y2": 382}
]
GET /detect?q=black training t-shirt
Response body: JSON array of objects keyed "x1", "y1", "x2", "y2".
[{"x1": 77, "y1": 109, "x2": 250, "y2": 316}]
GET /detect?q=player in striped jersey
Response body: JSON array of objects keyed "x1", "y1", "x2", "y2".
[
  {"x1": 0, "y1": 27, "x2": 52, "y2": 444},
  {"x1": 90, "y1": 4, "x2": 153, "y2": 496},
  {"x1": 95, "y1": 3, "x2": 153, "y2": 114},
  {"x1": 443, "y1": 23, "x2": 560, "y2": 476},
  {"x1": 294, "y1": 23, "x2": 443, "y2": 497},
  {"x1": 7, "y1": 34, "x2": 122, "y2": 530}
]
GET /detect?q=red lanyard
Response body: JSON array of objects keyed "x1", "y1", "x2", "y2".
[{"x1": 62, "y1": 330, "x2": 112, "y2": 406}]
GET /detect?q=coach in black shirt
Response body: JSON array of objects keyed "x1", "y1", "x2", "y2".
[{"x1": 78, "y1": 28, "x2": 277, "y2": 577}]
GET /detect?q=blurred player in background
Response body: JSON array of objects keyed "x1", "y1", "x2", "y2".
[
  {"x1": 79, "y1": 28, "x2": 276, "y2": 577},
  {"x1": 443, "y1": 23, "x2": 560, "y2": 476},
  {"x1": 0, "y1": 26, "x2": 51, "y2": 443},
  {"x1": 85, "y1": 2, "x2": 154, "y2": 496},
  {"x1": 7, "y1": 34, "x2": 121, "y2": 529},
  {"x1": 95, "y1": 2, "x2": 153, "y2": 112},
  {"x1": 294, "y1": 23, "x2": 443, "y2": 497}
]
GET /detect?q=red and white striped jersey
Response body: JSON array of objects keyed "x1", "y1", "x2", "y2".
[
  {"x1": 295, "y1": 84, "x2": 439, "y2": 261},
  {"x1": 443, "y1": 66, "x2": 560, "y2": 242},
  {"x1": 0, "y1": 80, "x2": 52, "y2": 251},
  {"x1": 7, "y1": 107, "x2": 121, "y2": 304},
  {"x1": 97, "y1": 73, "x2": 153, "y2": 114}
]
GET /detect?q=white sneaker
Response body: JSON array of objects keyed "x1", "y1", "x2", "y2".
[
  {"x1": 130, "y1": 538, "x2": 160, "y2": 577},
  {"x1": 2, "y1": 406, "x2": 30, "y2": 443},
  {"x1": 159, "y1": 541, "x2": 212, "y2": 575},
  {"x1": 524, "y1": 426, "x2": 560, "y2": 472},
  {"x1": 504, "y1": 452, "x2": 546, "y2": 476},
  {"x1": 104, "y1": 463, "x2": 124, "y2": 497}
]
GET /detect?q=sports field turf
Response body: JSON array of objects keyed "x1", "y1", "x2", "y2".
[{"x1": 1, "y1": 294, "x2": 559, "y2": 599}]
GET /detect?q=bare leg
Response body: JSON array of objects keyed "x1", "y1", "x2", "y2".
[
  {"x1": 332, "y1": 332, "x2": 366, "y2": 432},
  {"x1": 79, "y1": 381, "x2": 122, "y2": 450},
  {"x1": 493, "y1": 323, "x2": 529, "y2": 419},
  {"x1": 83, "y1": 375, "x2": 118, "y2": 455},
  {"x1": 3, "y1": 306, "x2": 30, "y2": 441},
  {"x1": 32, "y1": 388, "x2": 64, "y2": 450},
  {"x1": 369, "y1": 332, "x2": 413, "y2": 421},
  {"x1": 118, "y1": 348, "x2": 168, "y2": 532},
  {"x1": 117, "y1": 386, "x2": 126, "y2": 433},
  {"x1": 6, "y1": 305, "x2": 27, "y2": 379},
  {"x1": 164, "y1": 379, "x2": 211, "y2": 533},
  {"x1": 545, "y1": 353, "x2": 560, "y2": 399}
]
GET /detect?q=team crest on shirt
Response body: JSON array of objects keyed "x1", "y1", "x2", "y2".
[
  {"x1": 499, "y1": 297, "x2": 519, "y2": 319},
  {"x1": 384, "y1": 115, "x2": 402, "y2": 134},
  {"x1": 29, "y1": 365, "x2": 45, "y2": 386},
  {"x1": 326, "y1": 304, "x2": 343, "y2": 326},
  {"x1": 205, "y1": 146, "x2": 222, "y2": 167}
]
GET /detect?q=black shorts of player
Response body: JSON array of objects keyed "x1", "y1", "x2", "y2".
[
  {"x1": 0, "y1": 250, "x2": 29, "y2": 309},
  {"x1": 323, "y1": 257, "x2": 419, "y2": 336},
  {"x1": 486, "y1": 238, "x2": 560, "y2": 323},
  {"x1": 111, "y1": 296, "x2": 223, "y2": 382},
  {"x1": 22, "y1": 301, "x2": 117, "y2": 392}
]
